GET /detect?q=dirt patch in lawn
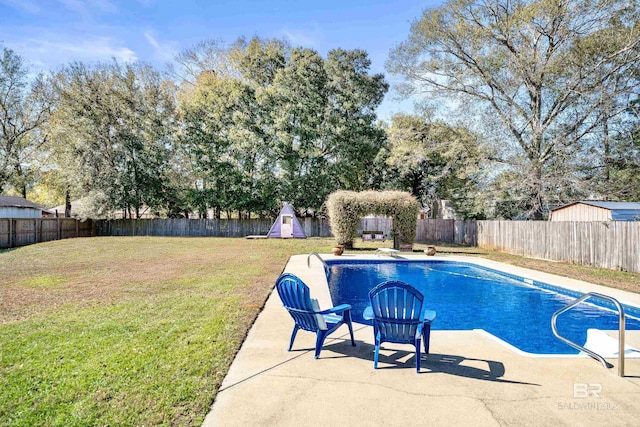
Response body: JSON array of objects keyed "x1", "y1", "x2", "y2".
[{"x1": 0, "y1": 237, "x2": 330, "y2": 323}]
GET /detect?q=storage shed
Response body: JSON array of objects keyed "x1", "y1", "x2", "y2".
[
  {"x1": 550, "y1": 201, "x2": 640, "y2": 221},
  {"x1": 0, "y1": 195, "x2": 47, "y2": 219}
]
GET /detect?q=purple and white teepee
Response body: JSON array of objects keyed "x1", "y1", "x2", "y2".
[{"x1": 267, "y1": 202, "x2": 307, "y2": 238}]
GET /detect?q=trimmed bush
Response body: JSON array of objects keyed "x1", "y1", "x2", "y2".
[{"x1": 326, "y1": 190, "x2": 419, "y2": 250}]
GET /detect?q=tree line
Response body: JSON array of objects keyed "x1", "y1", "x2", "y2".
[{"x1": 1, "y1": 0, "x2": 639, "y2": 220}]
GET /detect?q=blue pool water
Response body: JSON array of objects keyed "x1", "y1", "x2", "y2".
[{"x1": 325, "y1": 260, "x2": 640, "y2": 354}]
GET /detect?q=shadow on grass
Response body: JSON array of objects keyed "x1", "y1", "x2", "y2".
[{"x1": 436, "y1": 250, "x2": 488, "y2": 255}]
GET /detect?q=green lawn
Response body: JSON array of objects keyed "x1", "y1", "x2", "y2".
[
  {"x1": 0, "y1": 237, "x2": 335, "y2": 426},
  {"x1": 1, "y1": 237, "x2": 637, "y2": 426}
]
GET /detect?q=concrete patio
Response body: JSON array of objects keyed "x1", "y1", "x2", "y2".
[{"x1": 203, "y1": 254, "x2": 640, "y2": 426}]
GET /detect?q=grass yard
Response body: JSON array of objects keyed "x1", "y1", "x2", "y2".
[
  {"x1": 1, "y1": 237, "x2": 638, "y2": 426},
  {"x1": 0, "y1": 237, "x2": 335, "y2": 426}
]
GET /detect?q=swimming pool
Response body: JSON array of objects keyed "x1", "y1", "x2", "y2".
[{"x1": 325, "y1": 259, "x2": 640, "y2": 355}]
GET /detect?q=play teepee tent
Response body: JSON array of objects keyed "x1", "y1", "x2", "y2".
[{"x1": 267, "y1": 203, "x2": 307, "y2": 238}]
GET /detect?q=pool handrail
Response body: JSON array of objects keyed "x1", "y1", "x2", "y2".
[
  {"x1": 307, "y1": 252, "x2": 330, "y2": 277},
  {"x1": 551, "y1": 292, "x2": 625, "y2": 377}
]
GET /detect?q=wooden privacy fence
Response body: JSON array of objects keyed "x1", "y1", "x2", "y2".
[
  {"x1": 415, "y1": 219, "x2": 477, "y2": 245},
  {"x1": 6, "y1": 216, "x2": 638, "y2": 273},
  {"x1": 0, "y1": 218, "x2": 94, "y2": 249},
  {"x1": 350, "y1": 217, "x2": 477, "y2": 245},
  {"x1": 96, "y1": 217, "x2": 334, "y2": 238},
  {"x1": 357, "y1": 217, "x2": 477, "y2": 245},
  {"x1": 95, "y1": 217, "x2": 477, "y2": 244},
  {"x1": 478, "y1": 220, "x2": 640, "y2": 273},
  {"x1": 97, "y1": 218, "x2": 273, "y2": 237},
  {"x1": 301, "y1": 217, "x2": 332, "y2": 237}
]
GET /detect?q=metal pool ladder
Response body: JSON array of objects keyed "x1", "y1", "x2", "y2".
[
  {"x1": 551, "y1": 292, "x2": 625, "y2": 377},
  {"x1": 307, "y1": 252, "x2": 330, "y2": 277}
]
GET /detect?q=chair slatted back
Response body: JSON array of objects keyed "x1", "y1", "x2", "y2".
[
  {"x1": 369, "y1": 281, "x2": 423, "y2": 344},
  {"x1": 276, "y1": 273, "x2": 320, "y2": 332}
]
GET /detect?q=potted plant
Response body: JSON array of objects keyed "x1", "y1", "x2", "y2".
[
  {"x1": 425, "y1": 246, "x2": 437, "y2": 256},
  {"x1": 332, "y1": 245, "x2": 344, "y2": 256}
]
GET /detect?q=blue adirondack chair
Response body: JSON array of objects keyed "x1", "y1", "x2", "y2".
[
  {"x1": 275, "y1": 273, "x2": 356, "y2": 359},
  {"x1": 368, "y1": 280, "x2": 432, "y2": 373}
]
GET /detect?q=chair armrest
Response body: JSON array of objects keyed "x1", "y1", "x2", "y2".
[
  {"x1": 420, "y1": 309, "x2": 436, "y2": 323},
  {"x1": 417, "y1": 309, "x2": 435, "y2": 339},
  {"x1": 320, "y1": 304, "x2": 352, "y2": 315},
  {"x1": 363, "y1": 305, "x2": 374, "y2": 320}
]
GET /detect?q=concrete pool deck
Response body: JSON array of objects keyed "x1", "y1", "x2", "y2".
[{"x1": 203, "y1": 254, "x2": 640, "y2": 426}]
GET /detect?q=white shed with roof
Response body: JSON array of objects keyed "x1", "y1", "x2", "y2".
[
  {"x1": 0, "y1": 195, "x2": 47, "y2": 218},
  {"x1": 550, "y1": 201, "x2": 640, "y2": 221}
]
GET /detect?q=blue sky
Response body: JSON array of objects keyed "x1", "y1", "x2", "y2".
[{"x1": 0, "y1": 0, "x2": 445, "y2": 119}]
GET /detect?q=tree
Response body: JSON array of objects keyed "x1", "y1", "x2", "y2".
[
  {"x1": 268, "y1": 47, "x2": 389, "y2": 213},
  {"x1": 324, "y1": 49, "x2": 388, "y2": 191},
  {"x1": 0, "y1": 46, "x2": 53, "y2": 197},
  {"x1": 228, "y1": 37, "x2": 287, "y2": 217},
  {"x1": 269, "y1": 47, "x2": 332, "y2": 212},
  {"x1": 382, "y1": 113, "x2": 485, "y2": 218},
  {"x1": 602, "y1": 97, "x2": 640, "y2": 200},
  {"x1": 178, "y1": 71, "x2": 253, "y2": 218},
  {"x1": 232, "y1": 37, "x2": 288, "y2": 88},
  {"x1": 388, "y1": 0, "x2": 640, "y2": 218},
  {"x1": 176, "y1": 38, "x2": 389, "y2": 216},
  {"x1": 175, "y1": 38, "x2": 287, "y2": 218},
  {"x1": 52, "y1": 61, "x2": 177, "y2": 218},
  {"x1": 170, "y1": 39, "x2": 238, "y2": 85}
]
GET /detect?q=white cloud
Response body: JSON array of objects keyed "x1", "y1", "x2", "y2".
[
  {"x1": 279, "y1": 25, "x2": 325, "y2": 49},
  {"x1": 7, "y1": 33, "x2": 138, "y2": 69},
  {"x1": 67, "y1": 37, "x2": 137, "y2": 62},
  {"x1": 144, "y1": 30, "x2": 160, "y2": 49},
  {"x1": 143, "y1": 29, "x2": 179, "y2": 63},
  {"x1": 281, "y1": 30, "x2": 317, "y2": 47}
]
